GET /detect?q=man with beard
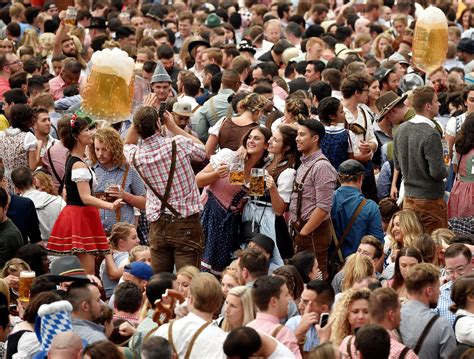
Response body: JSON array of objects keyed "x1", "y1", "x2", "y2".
[
  {"x1": 399, "y1": 263, "x2": 456, "y2": 359},
  {"x1": 49, "y1": 59, "x2": 81, "y2": 100}
]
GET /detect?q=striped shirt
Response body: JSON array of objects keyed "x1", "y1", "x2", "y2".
[{"x1": 125, "y1": 133, "x2": 206, "y2": 222}]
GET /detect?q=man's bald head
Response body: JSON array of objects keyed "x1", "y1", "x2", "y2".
[{"x1": 48, "y1": 332, "x2": 82, "y2": 359}]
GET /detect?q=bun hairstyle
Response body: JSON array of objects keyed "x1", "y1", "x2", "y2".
[
  {"x1": 285, "y1": 97, "x2": 309, "y2": 122},
  {"x1": 109, "y1": 222, "x2": 135, "y2": 250},
  {"x1": 240, "y1": 93, "x2": 269, "y2": 114},
  {"x1": 133, "y1": 106, "x2": 159, "y2": 139},
  {"x1": 62, "y1": 115, "x2": 89, "y2": 151}
]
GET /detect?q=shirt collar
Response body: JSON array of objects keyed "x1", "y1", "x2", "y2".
[
  {"x1": 301, "y1": 149, "x2": 322, "y2": 165},
  {"x1": 93, "y1": 162, "x2": 126, "y2": 171},
  {"x1": 255, "y1": 312, "x2": 280, "y2": 323},
  {"x1": 218, "y1": 88, "x2": 235, "y2": 95},
  {"x1": 409, "y1": 115, "x2": 436, "y2": 128}
]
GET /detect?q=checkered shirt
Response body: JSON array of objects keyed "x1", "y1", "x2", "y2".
[
  {"x1": 125, "y1": 133, "x2": 206, "y2": 222},
  {"x1": 435, "y1": 280, "x2": 455, "y2": 326}
]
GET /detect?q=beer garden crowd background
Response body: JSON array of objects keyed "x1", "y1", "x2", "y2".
[{"x1": 0, "y1": 0, "x2": 473, "y2": 357}]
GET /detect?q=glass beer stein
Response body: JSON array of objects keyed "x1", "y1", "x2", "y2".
[
  {"x1": 229, "y1": 159, "x2": 245, "y2": 185},
  {"x1": 249, "y1": 168, "x2": 265, "y2": 196},
  {"x1": 19, "y1": 270, "x2": 36, "y2": 303}
]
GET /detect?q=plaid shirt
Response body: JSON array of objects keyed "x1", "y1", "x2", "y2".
[
  {"x1": 435, "y1": 280, "x2": 455, "y2": 326},
  {"x1": 125, "y1": 133, "x2": 206, "y2": 222},
  {"x1": 93, "y1": 163, "x2": 145, "y2": 233}
]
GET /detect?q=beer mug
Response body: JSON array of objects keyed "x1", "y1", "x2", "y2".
[
  {"x1": 19, "y1": 271, "x2": 35, "y2": 302},
  {"x1": 249, "y1": 168, "x2": 265, "y2": 196},
  {"x1": 64, "y1": 7, "x2": 77, "y2": 26},
  {"x1": 229, "y1": 159, "x2": 245, "y2": 185},
  {"x1": 413, "y1": 6, "x2": 448, "y2": 74}
]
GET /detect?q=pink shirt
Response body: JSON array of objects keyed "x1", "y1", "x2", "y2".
[
  {"x1": 272, "y1": 83, "x2": 288, "y2": 101},
  {"x1": 0, "y1": 77, "x2": 11, "y2": 98},
  {"x1": 49, "y1": 75, "x2": 66, "y2": 100},
  {"x1": 247, "y1": 313, "x2": 302, "y2": 359},
  {"x1": 42, "y1": 141, "x2": 69, "y2": 191}
]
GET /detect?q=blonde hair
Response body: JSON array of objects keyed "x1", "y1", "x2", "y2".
[
  {"x1": 372, "y1": 33, "x2": 393, "y2": 59},
  {"x1": 431, "y1": 228, "x2": 456, "y2": 247},
  {"x1": 354, "y1": 33, "x2": 371, "y2": 49},
  {"x1": 177, "y1": 266, "x2": 200, "y2": 281},
  {"x1": 285, "y1": 97, "x2": 309, "y2": 122},
  {"x1": 282, "y1": 47, "x2": 299, "y2": 65},
  {"x1": 129, "y1": 245, "x2": 150, "y2": 263},
  {"x1": 222, "y1": 266, "x2": 240, "y2": 286},
  {"x1": 108, "y1": 222, "x2": 135, "y2": 250},
  {"x1": 309, "y1": 342, "x2": 338, "y2": 359},
  {"x1": 19, "y1": 29, "x2": 40, "y2": 53},
  {"x1": 387, "y1": 209, "x2": 424, "y2": 253},
  {"x1": 221, "y1": 286, "x2": 256, "y2": 332},
  {"x1": 89, "y1": 127, "x2": 126, "y2": 167},
  {"x1": 1, "y1": 258, "x2": 31, "y2": 278},
  {"x1": 69, "y1": 27, "x2": 85, "y2": 44},
  {"x1": 38, "y1": 33, "x2": 55, "y2": 57},
  {"x1": 342, "y1": 254, "x2": 375, "y2": 291},
  {"x1": 190, "y1": 273, "x2": 222, "y2": 314},
  {"x1": 330, "y1": 288, "x2": 371, "y2": 346}
]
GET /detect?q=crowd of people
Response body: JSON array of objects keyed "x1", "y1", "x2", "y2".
[{"x1": 0, "y1": 0, "x2": 472, "y2": 358}]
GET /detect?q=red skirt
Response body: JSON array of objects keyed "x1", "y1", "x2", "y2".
[{"x1": 47, "y1": 205, "x2": 110, "y2": 255}]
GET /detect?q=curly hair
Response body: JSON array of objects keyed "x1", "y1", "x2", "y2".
[
  {"x1": 455, "y1": 112, "x2": 474, "y2": 156},
  {"x1": 89, "y1": 127, "x2": 126, "y2": 167},
  {"x1": 330, "y1": 288, "x2": 371, "y2": 346},
  {"x1": 33, "y1": 171, "x2": 57, "y2": 196}
]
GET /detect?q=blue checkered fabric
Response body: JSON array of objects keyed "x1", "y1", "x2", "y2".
[{"x1": 36, "y1": 301, "x2": 74, "y2": 353}]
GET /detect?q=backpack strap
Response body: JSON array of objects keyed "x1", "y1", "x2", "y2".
[
  {"x1": 413, "y1": 315, "x2": 439, "y2": 354},
  {"x1": 47, "y1": 145, "x2": 65, "y2": 195}
]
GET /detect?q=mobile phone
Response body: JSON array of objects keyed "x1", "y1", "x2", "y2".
[
  {"x1": 157, "y1": 102, "x2": 166, "y2": 125},
  {"x1": 319, "y1": 313, "x2": 330, "y2": 328}
]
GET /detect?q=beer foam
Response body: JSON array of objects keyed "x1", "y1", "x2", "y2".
[
  {"x1": 20, "y1": 271, "x2": 35, "y2": 278},
  {"x1": 90, "y1": 48, "x2": 135, "y2": 85}
]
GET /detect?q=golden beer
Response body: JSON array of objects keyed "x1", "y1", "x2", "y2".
[
  {"x1": 413, "y1": 7, "x2": 448, "y2": 74},
  {"x1": 19, "y1": 271, "x2": 35, "y2": 302},
  {"x1": 249, "y1": 169, "x2": 265, "y2": 196},
  {"x1": 82, "y1": 67, "x2": 134, "y2": 121},
  {"x1": 229, "y1": 170, "x2": 245, "y2": 185},
  {"x1": 64, "y1": 7, "x2": 77, "y2": 26}
]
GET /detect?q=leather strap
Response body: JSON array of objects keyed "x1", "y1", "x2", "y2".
[
  {"x1": 168, "y1": 320, "x2": 179, "y2": 356},
  {"x1": 413, "y1": 315, "x2": 439, "y2": 354},
  {"x1": 47, "y1": 146, "x2": 65, "y2": 195},
  {"x1": 294, "y1": 157, "x2": 330, "y2": 223},
  {"x1": 271, "y1": 324, "x2": 284, "y2": 338},
  {"x1": 329, "y1": 198, "x2": 367, "y2": 263},
  {"x1": 132, "y1": 141, "x2": 180, "y2": 217},
  {"x1": 184, "y1": 321, "x2": 212, "y2": 359},
  {"x1": 115, "y1": 164, "x2": 130, "y2": 222}
]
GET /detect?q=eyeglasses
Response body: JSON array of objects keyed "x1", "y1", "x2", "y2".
[
  {"x1": 446, "y1": 262, "x2": 470, "y2": 276},
  {"x1": 6, "y1": 60, "x2": 22, "y2": 66}
]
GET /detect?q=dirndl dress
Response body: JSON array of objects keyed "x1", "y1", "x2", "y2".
[{"x1": 47, "y1": 156, "x2": 109, "y2": 256}]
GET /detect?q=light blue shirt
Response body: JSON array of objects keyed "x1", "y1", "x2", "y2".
[{"x1": 285, "y1": 315, "x2": 319, "y2": 352}]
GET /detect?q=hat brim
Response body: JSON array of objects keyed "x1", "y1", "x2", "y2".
[
  {"x1": 46, "y1": 274, "x2": 90, "y2": 284},
  {"x1": 188, "y1": 40, "x2": 211, "y2": 58},
  {"x1": 378, "y1": 93, "x2": 408, "y2": 120},
  {"x1": 174, "y1": 111, "x2": 192, "y2": 117},
  {"x1": 240, "y1": 47, "x2": 257, "y2": 55}
]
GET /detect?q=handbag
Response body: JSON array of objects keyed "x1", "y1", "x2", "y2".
[{"x1": 240, "y1": 203, "x2": 267, "y2": 241}]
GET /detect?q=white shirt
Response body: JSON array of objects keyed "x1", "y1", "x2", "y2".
[
  {"x1": 409, "y1": 114, "x2": 436, "y2": 128},
  {"x1": 154, "y1": 312, "x2": 227, "y2": 359}
]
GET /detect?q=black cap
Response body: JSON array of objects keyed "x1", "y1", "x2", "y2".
[
  {"x1": 338, "y1": 159, "x2": 365, "y2": 176},
  {"x1": 249, "y1": 234, "x2": 274, "y2": 256},
  {"x1": 374, "y1": 67, "x2": 393, "y2": 82},
  {"x1": 457, "y1": 38, "x2": 474, "y2": 54},
  {"x1": 87, "y1": 17, "x2": 107, "y2": 29}
]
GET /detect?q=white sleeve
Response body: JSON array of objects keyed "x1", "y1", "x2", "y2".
[
  {"x1": 23, "y1": 132, "x2": 38, "y2": 151},
  {"x1": 209, "y1": 148, "x2": 236, "y2": 170},
  {"x1": 71, "y1": 168, "x2": 92, "y2": 182},
  {"x1": 276, "y1": 168, "x2": 296, "y2": 203},
  {"x1": 271, "y1": 118, "x2": 282, "y2": 133},
  {"x1": 445, "y1": 116, "x2": 457, "y2": 137},
  {"x1": 208, "y1": 116, "x2": 226, "y2": 136}
]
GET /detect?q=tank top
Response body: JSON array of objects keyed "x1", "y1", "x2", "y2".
[
  {"x1": 65, "y1": 156, "x2": 93, "y2": 206},
  {"x1": 218, "y1": 118, "x2": 258, "y2": 151}
]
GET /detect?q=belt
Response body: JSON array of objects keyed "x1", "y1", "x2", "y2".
[
  {"x1": 249, "y1": 199, "x2": 270, "y2": 207},
  {"x1": 158, "y1": 213, "x2": 200, "y2": 222}
]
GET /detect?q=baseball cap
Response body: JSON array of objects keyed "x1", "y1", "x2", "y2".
[
  {"x1": 124, "y1": 262, "x2": 153, "y2": 281},
  {"x1": 173, "y1": 101, "x2": 193, "y2": 117},
  {"x1": 249, "y1": 234, "x2": 275, "y2": 256}
]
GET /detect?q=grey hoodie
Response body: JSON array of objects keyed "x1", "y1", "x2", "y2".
[{"x1": 22, "y1": 189, "x2": 66, "y2": 241}]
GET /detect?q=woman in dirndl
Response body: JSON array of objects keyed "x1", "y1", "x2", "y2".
[
  {"x1": 196, "y1": 127, "x2": 272, "y2": 275},
  {"x1": 47, "y1": 115, "x2": 122, "y2": 275}
]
